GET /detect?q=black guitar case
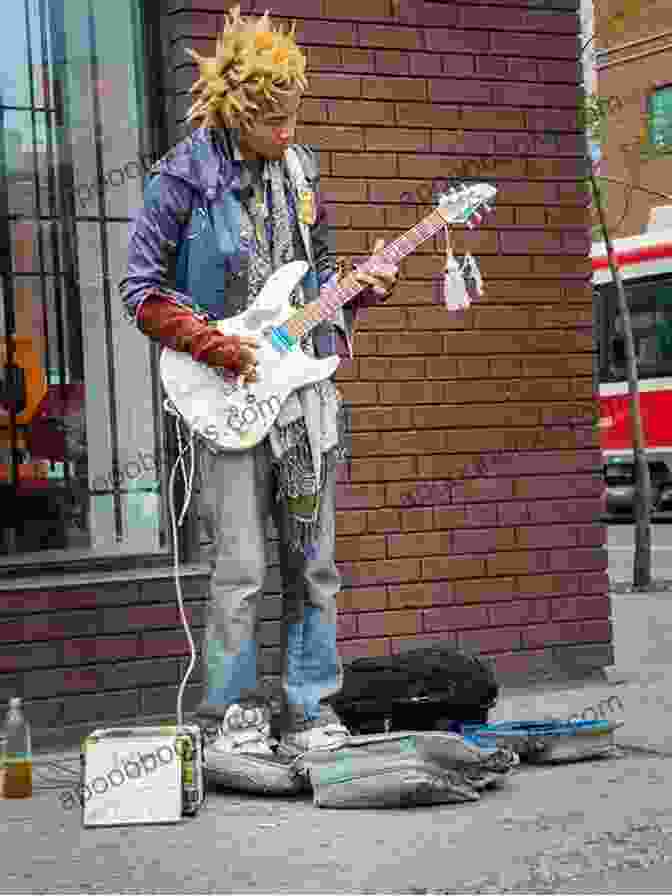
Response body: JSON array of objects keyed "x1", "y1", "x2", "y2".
[{"x1": 330, "y1": 646, "x2": 499, "y2": 735}]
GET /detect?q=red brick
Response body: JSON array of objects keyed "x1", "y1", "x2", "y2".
[
  {"x1": 453, "y1": 577, "x2": 517, "y2": 605},
  {"x1": 125, "y1": 603, "x2": 198, "y2": 628},
  {"x1": 490, "y1": 32, "x2": 577, "y2": 60},
  {"x1": 339, "y1": 638, "x2": 390, "y2": 660},
  {"x1": 364, "y1": 128, "x2": 430, "y2": 152},
  {"x1": 451, "y1": 478, "x2": 516, "y2": 504},
  {"x1": 414, "y1": 2, "x2": 459, "y2": 26},
  {"x1": 422, "y1": 554, "x2": 487, "y2": 581},
  {"x1": 340, "y1": 48, "x2": 375, "y2": 72},
  {"x1": 518, "y1": 573, "x2": 582, "y2": 598},
  {"x1": 551, "y1": 596, "x2": 611, "y2": 622},
  {"x1": 305, "y1": 45, "x2": 341, "y2": 70},
  {"x1": 327, "y1": 99, "x2": 395, "y2": 125},
  {"x1": 525, "y1": 498, "x2": 603, "y2": 525},
  {"x1": 298, "y1": 20, "x2": 356, "y2": 46},
  {"x1": 337, "y1": 588, "x2": 388, "y2": 613},
  {"x1": 336, "y1": 535, "x2": 387, "y2": 562},
  {"x1": 459, "y1": 5, "x2": 576, "y2": 32},
  {"x1": 548, "y1": 547, "x2": 608, "y2": 573},
  {"x1": 323, "y1": 0, "x2": 389, "y2": 19},
  {"x1": 141, "y1": 631, "x2": 194, "y2": 658},
  {"x1": 366, "y1": 509, "x2": 401, "y2": 532},
  {"x1": 358, "y1": 25, "x2": 423, "y2": 50},
  {"x1": 422, "y1": 604, "x2": 489, "y2": 633},
  {"x1": 486, "y1": 649, "x2": 554, "y2": 679},
  {"x1": 431, "y1": 130, "x2": 493, "y2": 154},
  {"x1": 488, "y1": 599, "x2": 551, "y2": 627},
  {"x1": 581, "y1": 571, "x2": 610, "y2": 595},
  {"x1": 357, "y1": 609, "x2": 420, "y2": 638},
  {"x1": 409, "y1": 54, "x2": 443, "y2": 76},
  {"x1": 522, "y1": 619, "x2": 612, "y2": 649},
  {"x1": 0, "y1": 589, "x2": 100, "y2": 614},
  {"x1": 320, "y1": 177, "x2": 367, "y2": 202},
  {"x1": 387, "y1": 531, "x2": 450, "y2": 558},
  {"x1": 336, "y1": 483, "x2": 386, "y2": 510},
  {"x1": 425, "y1": 29, "x2": 490, "y2": 53},
  {"x1": 339, "y1": 558, "x2": 421, "y2": 588},
  {"x1": 337, "y1": 614, "x2": 358, "y2": 639},
  {"x1": 295, "y1": 125, "x2": 364, "y2": 150},
  {"x1": 453, "y1": 527, "x2": 516, "y2": 554},
  {"x1": 429, "y1": 80, "x2": 492, "y2": 104},
  {"x1": 332, "y1": 152, "x2": 397, "y2": 178},
  {"x1": 514, "y1": 474, "x2": 602, "y2": 501},
  {"x1": 63, "y1": 636, "x2": 141, "y2": 663},
  {"x1": 486, "y1": 550, "x2": 549, "y2": 577},
  {"x1": 388, "y1": 584, "x2": 436, "y2": 609},
  {"x1": 336, "y1": 510, "x2": 367, "y2": 536},
  {"x1": 500, "y1": 229, "x2": 567, "y2": 254},
  {"x1": 516, "y1": 524, "x2": 577, "y2": 550},
  {"x1": 574, "y1": 523, "x2": 608, "y2": 547}
]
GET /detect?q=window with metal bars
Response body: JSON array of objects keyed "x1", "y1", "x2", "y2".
[{"x1": 0, "y1": 0, "x2": 168, "y2": 564}]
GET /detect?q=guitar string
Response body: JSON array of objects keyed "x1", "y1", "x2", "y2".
[
  {"x1": 283, "y1": 203, "x2": 471, "y2": 342},
  {"x1": 286, "y1": 210, "x2": 447, "y2": 340}
]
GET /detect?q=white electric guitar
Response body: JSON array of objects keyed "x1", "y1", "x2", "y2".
[{"x1": 160, "y1": 183, "x2": 496, "y2": 451}]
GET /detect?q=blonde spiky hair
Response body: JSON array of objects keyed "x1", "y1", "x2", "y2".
[{"x1": 185, "y1": 5, "x2": 308, "y2": 130}]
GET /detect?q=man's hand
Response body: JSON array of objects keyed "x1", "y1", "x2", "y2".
[
  {"x1": 238, "y1": 336, "x2": 258, "y2": 384},
  {"x1": 353, "y1": 238, "x2": 399, "y2": 301}
]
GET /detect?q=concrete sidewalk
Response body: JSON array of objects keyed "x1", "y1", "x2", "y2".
[
  {"x1": 1, "y1": 588, "x2": 671, "y2": 895},
  {"x1": 490, "y1": 588, "x2": 672, "y2": 756}
]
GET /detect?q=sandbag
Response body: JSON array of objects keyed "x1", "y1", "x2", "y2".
[
  {"x1": 331, "y1": 646, "x2": 498, "y2": 734},
  {"x1": 297, "y1": 731, "x2": 519, "y2": 809},
  {"x1": 204, "y1": 746, "x2": 307, "y2": 795}
]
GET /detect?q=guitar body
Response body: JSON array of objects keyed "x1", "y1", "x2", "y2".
[
  {"x1": 160, "y1": 183, "x2": 497, "y2": 452},
  {"x1": 159, "y1": 260, "x2": 340, "y2": 451}
]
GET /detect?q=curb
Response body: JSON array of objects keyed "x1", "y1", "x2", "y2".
[{"x1": 610, "y1": 578, "x2": 672, "y2": 594}]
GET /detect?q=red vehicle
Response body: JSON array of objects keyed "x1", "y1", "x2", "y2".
[{"x1": 592, "y1": 220, "x2": 672, "y2": 517}]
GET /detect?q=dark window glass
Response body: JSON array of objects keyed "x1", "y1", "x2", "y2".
[{"x1": 0, "y1": 0, "x2": 164, "y2": 562}]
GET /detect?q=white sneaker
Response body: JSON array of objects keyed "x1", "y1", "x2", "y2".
[
  {"x1": 204, "y1": 703, "x2": 275, "y2": 756},
  {"x1": 280, "y1": 721, "x2": 350, "y2": 755}
]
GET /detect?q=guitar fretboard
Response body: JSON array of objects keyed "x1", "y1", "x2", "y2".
[{"x1": 284, "y1": 208, "x2": 450, "y2": 342}]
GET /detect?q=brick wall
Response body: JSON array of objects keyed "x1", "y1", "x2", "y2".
[
  {"x1": 0, "y1": 566, "x2": 289, "y2": 750},
  {"x1": 0, "y1": 0, "x2": 614, "y2": 749},
  {"x1": 162, "y1": 0, "x2": 611, "y2": 678}
]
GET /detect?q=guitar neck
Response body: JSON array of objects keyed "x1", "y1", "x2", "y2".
[{"x1": 283, "y1": 207, "x2": 450, "y2": 343}]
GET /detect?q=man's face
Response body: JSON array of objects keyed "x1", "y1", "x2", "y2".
[{"x1": 237, "y1": 90, "x2": 302, "y2": 160}]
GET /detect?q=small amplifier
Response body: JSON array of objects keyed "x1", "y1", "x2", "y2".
[{"x1": 80, "y1": 724, "x2": 205, "y2": 827}]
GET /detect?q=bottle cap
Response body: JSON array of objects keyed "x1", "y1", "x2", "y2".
[{"x1": 9, "y1": 697, "x2": 21, "y2": 708}]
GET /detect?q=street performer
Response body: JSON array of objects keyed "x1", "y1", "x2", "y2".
[{"x1": 119, "y1": 5, "x2": 398, "y2": 759}]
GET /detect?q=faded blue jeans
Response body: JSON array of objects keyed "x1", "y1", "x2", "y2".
[{"x1": 194, "y1": 436, "x2": 343, "y2": 732}]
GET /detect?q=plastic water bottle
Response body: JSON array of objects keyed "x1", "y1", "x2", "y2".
[{"x1": 1, "y1": 697, "x2": 32, "y2": 798}]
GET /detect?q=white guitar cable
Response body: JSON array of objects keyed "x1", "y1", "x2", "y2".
[{"x1": 163, "y1": 398, "x2": 198, "y2": 727}]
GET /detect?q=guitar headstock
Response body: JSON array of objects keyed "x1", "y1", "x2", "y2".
[{"x1": 436, "y1": 183, "x2": 497, "y2": 229}]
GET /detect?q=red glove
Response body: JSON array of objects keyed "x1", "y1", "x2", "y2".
[{"x1": 137, "y1": 293, "x2": 244, "y2": 372}]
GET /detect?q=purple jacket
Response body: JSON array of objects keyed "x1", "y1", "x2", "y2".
[{"x1": 119, "y1": 127, "x2": 380, "y2": 360}]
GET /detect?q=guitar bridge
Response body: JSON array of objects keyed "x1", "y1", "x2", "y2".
[{"x1": 269, "y1": 325, "x2": 297, "y2": 354}]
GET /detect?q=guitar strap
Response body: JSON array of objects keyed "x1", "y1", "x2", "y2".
[{"x1": 283, "y1": 146, "x2": 315, "y2": 267}]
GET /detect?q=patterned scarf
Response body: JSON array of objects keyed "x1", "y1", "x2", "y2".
[{"x1": 240, "y1": 155, "x2": 348, "y2": 555}]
